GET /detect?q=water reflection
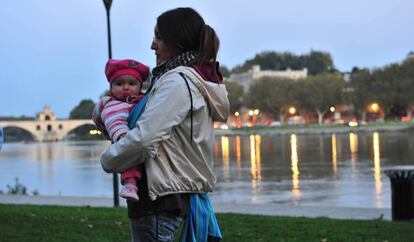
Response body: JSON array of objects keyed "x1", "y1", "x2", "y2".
[
  {"x1": 0, "y1": 141, "x2": 109, "y2": 196},
  {"x1": 349, "y1": 132, "x2": 358, "y2": 171},
  {"x1": 249, "y1": 135, "x2": 262, "y2": 198},
  {"x1": 373, "y1": 132, "x2": 383, "y2": 207},
  {"x1": 221, "y1": 136, "x2": 230, "y2": 180},
  {"x1": 234, "y1": 136, "x2": 242, "y2": 178},
  {"x1": 214, "y1": 141, "x2": 220, "y2": 161},
  {"x1": 331, "y1": 134, "x2": 337, "y2": 176},
  {"x1": 290, "y1": 134, "x2": 301, "y2": 201}
]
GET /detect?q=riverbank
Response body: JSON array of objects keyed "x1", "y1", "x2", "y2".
[
  {"x1": 0, "y1": 195, "x2": 391, "y2": 220},
  {"x1": 215, "y1": 121, "x2": 414, "y2": 136}
]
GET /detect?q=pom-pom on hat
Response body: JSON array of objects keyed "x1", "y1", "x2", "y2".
[{"x1": 105, "y1": 59, "x2": 149, "y2": 84}]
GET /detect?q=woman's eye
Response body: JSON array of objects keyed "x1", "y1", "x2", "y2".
[{"x1": 154, "y1": 34, "x2": 163, "y2": 40}]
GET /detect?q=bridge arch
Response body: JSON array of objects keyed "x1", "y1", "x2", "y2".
[
  {"x1": 1, "y1": 124, "x2": 41, "y2": 142},
  {"x1": 60, "y1": 121, "x2": 96, "y2": 140}
]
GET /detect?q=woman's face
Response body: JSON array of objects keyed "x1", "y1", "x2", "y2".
[{"x1": 151, "y1": 25, "x2": 175, "y2": 66}]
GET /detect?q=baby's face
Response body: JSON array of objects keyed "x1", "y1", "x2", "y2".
[{"x1": 111, "y1": 75, "x2": 142, "y2": 101}]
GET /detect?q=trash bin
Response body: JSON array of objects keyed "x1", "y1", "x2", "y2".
[{"x1": 384, "y1": 166, "x2": 414, "y2": 221}]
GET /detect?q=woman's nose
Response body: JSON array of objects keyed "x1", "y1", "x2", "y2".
[{"x1": 151, "y1": 39, "x2": 156, "y2": 50}]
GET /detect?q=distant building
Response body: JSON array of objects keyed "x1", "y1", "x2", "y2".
[
  {"x1": 226, "y1": 65, "x2": 308, "y2": 91},
  {"x1": 36, "y1": 105, "x2": 56, "y2": 121},
  {"x1": 342, "y1": 72, "x2": 352, "y2": 82}
]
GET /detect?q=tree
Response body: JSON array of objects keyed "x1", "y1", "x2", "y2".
[
  {"x1": 290, "y1": 79, "x2": 311, "y2": 120},
  {"x1": 350, "y1": 61, "x2": 414, "y2": 121},
  {"x1": 245, "y1": 77, "x2": 294, "y2": 123},
  {"x1": 231, "y1": 50, "x2": 335, "y2": 75},
  {"x1": 399, "y1": 57, "x2": 414, "y2": 119},
  {"x1": 219, "y1": 65, "x2": 231, "y2": 78},
  {"x1": 350, "y1": 69, "x2": 375, "y2": 121},
  {"x1": 224, "y1": 81, "x2": 244, "y2": 113},
  {"x1": 295, "y1": 73, "x2": 345, "y2": 125},
  {"x1": 69, "y1": 99, "x2": 95, "y2": 119},
  {"x1": 303, "y1": 50, "x2": 335, "y2": 75},
  {"x1": 373, "y1": 64, "x2": 402, "y2": 119}
]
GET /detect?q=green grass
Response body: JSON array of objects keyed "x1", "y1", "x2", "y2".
[{"x1": 0, "y1": 204, "x2": 413, "y2": 242}]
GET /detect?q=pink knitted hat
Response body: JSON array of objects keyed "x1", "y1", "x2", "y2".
[{"x1": 105, "y1": 59, "x2": 149, "y2": 84}]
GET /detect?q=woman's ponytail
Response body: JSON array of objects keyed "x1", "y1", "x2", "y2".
[{"x1": 196, "y1": 24, "x2": 220, "y2": 65}]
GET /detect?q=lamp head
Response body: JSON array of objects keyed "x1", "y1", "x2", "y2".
[{"x1": 103, "y1": 0, "x2": 113, "y2": 11}]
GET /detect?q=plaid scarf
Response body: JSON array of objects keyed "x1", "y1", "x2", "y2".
[
  {"x1": 151, "y1": 51, "x2": 197, "y2": 81},
  {"x1": 127, "y1": 51, "x2": 197, "y2": 129}
]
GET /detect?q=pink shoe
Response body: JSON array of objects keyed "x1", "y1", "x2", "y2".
[{"x1": 119, "y1": 183, "x2": 139, "y2": 201}]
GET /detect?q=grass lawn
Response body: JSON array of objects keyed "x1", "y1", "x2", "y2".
[{"x1": 0, "y1": 204, "x2": 413, "y2": 242}]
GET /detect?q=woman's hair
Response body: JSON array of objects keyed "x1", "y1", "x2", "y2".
[{"x1": 157, "y1": 7, "x2": 220, "y2": 65}]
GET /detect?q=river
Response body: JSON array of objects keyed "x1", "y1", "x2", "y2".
[{"x1": 1, "y1": 130, "x2": 413, "y2": 208}]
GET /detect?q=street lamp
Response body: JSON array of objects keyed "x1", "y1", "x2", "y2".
[
  {"x1": 289, "y1": 107, "x2": 296, "y2": 115},
  {"x1": 370, "y1": 102, "x2": 379, "y2": 113},
  {"x1": 103, "y1": 0, "x2": 113, "y2": 59},
  {"x1": 103, "y1": 0, "x2": 119, "y2": 207}
]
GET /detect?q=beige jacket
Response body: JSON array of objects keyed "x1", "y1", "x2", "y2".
[{"x1": 100, "y1": 66, "x2": 229, "y2": 201}]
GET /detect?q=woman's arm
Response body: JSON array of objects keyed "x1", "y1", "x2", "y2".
[{"x1": 100, "y1": 72, "x2": 191, "y2": 173}]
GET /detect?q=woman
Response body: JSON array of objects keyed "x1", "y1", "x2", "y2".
[{"x1": 99, "y1": 7, "x2": 229, "y2": 242}]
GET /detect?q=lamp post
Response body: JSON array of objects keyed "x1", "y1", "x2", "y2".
[
  {"x1": 103, "y1": 0, "x2": 113, "y2": 59},
  {"x1": 0, "y1": 127, "x2": 3, "y2": 151},
  {"x1": 103, "y1": 0, "x2": 119, "y2": 207}
]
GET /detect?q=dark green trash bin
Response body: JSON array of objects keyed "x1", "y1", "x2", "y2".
[{"x1": 384, "y1": 166, "x2": 414, "y2": 221}]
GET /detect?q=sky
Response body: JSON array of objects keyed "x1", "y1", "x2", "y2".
[{"x1": 0, "y1": 0, "x2": 413, "y2": 118}]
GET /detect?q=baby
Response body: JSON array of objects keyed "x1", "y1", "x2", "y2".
[{"x1": 93, "y1": 59, "x2": 149, "y2": 201}]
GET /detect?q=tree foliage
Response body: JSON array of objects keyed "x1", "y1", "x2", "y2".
[
  {"x1": 245, "y1": 77, "x2": 294, "y2": 123},
  {"x1": 399, "y1": 57, "x2": 414, "y2": 119},
  {"x1": 349, "y1": 68, "x2": 375, "y2": 120},
  {"x1": 224, "y1": 81, "x2": 244, "y2": 113},
  {"x1": 349, "y1": 55, "x2": 414, "y2": 120},
  {"x1": 293, "y1": 73, "x2": 346, "y2": 124},
  {"x1": 219, "y1": 65, "x2": 231, "y2": 78},
  {"x1": 69, "y1": 99, "x2": 95, "y2": 119},
  {"x1": 232, "y1": 50, "x2": 335, "y2": 75}
]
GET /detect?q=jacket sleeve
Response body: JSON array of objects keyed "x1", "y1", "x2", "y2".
[{"x1": 100, "y1": 72, "x2": 191, "y2": 173}]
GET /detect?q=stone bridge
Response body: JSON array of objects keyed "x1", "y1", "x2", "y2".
[{"x1": 0, "y1": 106, "x2": 95, "y2": 142}]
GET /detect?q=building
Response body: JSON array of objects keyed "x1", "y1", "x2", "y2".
[
  {"x1": 36, "y1": 105, "x2": 56, "y2": 121},
  {"x1": 227, "y1": 65, "x2": 308, "y2": 91}
]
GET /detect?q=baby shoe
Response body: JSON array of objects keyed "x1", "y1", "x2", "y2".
[{"x1": 119, "y1": 183, "x2": 139, "y2": 201}]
